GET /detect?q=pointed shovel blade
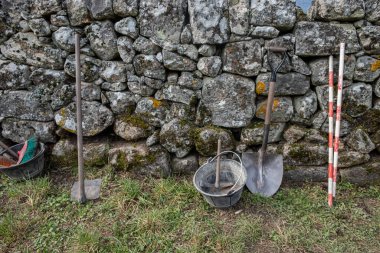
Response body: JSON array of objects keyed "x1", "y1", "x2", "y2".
[
  {"x1": 242, "y1": 152, "x2": 283, "y2": 197},
  {"x1": 71, "y1": 179, "x2": 102, "y2": 201}
]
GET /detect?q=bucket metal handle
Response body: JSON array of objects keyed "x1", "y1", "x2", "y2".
[{"x1": 207, "y1": 151, "x2": 245, "y2": 195}]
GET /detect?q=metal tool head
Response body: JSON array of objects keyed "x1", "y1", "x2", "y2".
[
  {"x1": 242, "y1": 152, "x2": 283, "y2": 197},
  {"x1": 71, "y1": 179, "x2": 102, "y2": 202}
]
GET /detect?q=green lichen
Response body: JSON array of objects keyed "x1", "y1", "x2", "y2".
[
  {"x1": 192, "y1": 125, "x2": 234, "y2": 156},
  {"x1": 118, "y1": 114, "x2": 150, "y2": 130}
]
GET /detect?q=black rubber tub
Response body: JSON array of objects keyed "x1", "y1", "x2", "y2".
[{"x1": 0, "y1": 143, "x2": 45, "y2": 180}]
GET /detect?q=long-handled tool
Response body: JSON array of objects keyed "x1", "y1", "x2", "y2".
[
  {"x1": 71, "y1": 33, "x2": 101, "y2": 203},
  {"x1": 242, "y1": 47, "x2": 288, "y2": 197}
]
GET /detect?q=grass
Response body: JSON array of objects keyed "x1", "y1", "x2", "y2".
[{"x1": 0, "y1": 166, "x2": 379, "y2": 252}]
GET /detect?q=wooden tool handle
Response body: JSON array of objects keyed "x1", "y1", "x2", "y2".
[{"x1": 215, "y1": 139, "x2": 222, "y2": 189}]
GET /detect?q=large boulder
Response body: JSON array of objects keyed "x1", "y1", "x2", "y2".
[
  {"x1": 229, "y1": 0, "x2": 250, "y2": 35},
  {"x1": 135, "y1": 97, "x2": 170, "y2": 127},
  {"x1": 308, "y1": 0, "x2": 365, "y2": 21},
  {"x1": 66, "y1": 0, "x2": 92, "y2": 26},
  {"x1": 283, "y1": 142, "x2": 327, "y2": 166},
  {"x1": 0, "y1": 91, "x2": 53, "y2": 121},
  {"x1": 250, "y1": 0, "x2": 296, "y2": 31},
  {"x1": 340, "y1": 159, "x2": 380, "y2": 186},
  {"x1": 357, "y1": 26, "x2": 380, "y2": 54},
  {"x1": 284, "y1": 166, "x2": 327, "y2": 183},
  {"x1": 222, "y1": 40, "x2": 262, "y2": 77},
  {"x1": 295, "y1": 22, "x2": 361, "y2": 56},
  {"x1": 256, "y1": 97, "x2": 294, "y2": 122},
  {"x1": 255, "y1": 73, "x2": 310, "y2": 96},
  {"x1": 54, "y1": 101, "x2": 114, "y2": 136},
  {"x1": 241, "y1": 122, "x2": 286, "y2": 145},
  {"x1": 113, "y1": 0, "x2": 139, "y2": 17},
  {"x1": 159, "y1": 119, "x2": 194, "y2": 158},
  {"x1": 1, "y1": 118, "x2": 56, "y2": 143},
  {"x1": 162, "y1": 50, "x2": 197, "y2": 72},
  {"x1": 201, "y1": 73, "x2": 256, "y2": 128},
  {"x1": 342, "y1": 83, "x2": 372, "y2": 117},
  {"x1": 1, "y1": 33, "x2": 65, "y2": 70},
  {"x1": 0, "y1": 60, "x2": 31, "y2": 90},
  {"x1": 138, "y1": 0, "x2": 187, "y2": 44},
  {"x1": 133, "y1": 54, "x2": 166, "y2": 80},
  {"x1": 354, "y1": 56, "x2": 380, "y2": 82},
  {"x1": 64, "y1": 54, "x2": 102, "y2": 82},
  {"x1": 346, "y1": 128, "x2": 376, "y2": 154},
  {"x1": 114, "y1": 115, "x2": 154, "y2": 141},
  {"x1": 338, "y1": 151, "x2": 370, "y2": 168},
  {"x1": 193, "y1": 126, "x2": 235, "y2": 156},
  {"x1": 85, "y1": 21, "x2": 119, "y2": 60},
  {"x1": 188, "y1": 0, "x2": 230, "y2": 44}
]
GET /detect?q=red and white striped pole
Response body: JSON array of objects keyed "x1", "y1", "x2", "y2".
[
  {"x1": 333, "y1": 43, "x2": 345, "y2": 199},
  {"x1": 328, "y1": 55, "x2": 334, "y2": 207}
]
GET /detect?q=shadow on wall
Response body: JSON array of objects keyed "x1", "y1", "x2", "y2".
[{"x1": 297, "y1": 0, "x2": 313, "y2": 11}]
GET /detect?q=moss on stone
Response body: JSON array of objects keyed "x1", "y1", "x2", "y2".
[
  {"x1": 192, "y1": 125, "x2": 234, "y2": 156},
  {"x1": 287, "y1": 143, "x2": 323, "y2": 164},
  {"x1": 118, "y1": 114, "x2": 150, "y2": 130}
]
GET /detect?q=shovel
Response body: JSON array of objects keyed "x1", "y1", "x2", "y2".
[
  {"x1": 71, "y1": 33, "x2": 101, "y2": 203},
  {"x1": 242, "y1": 47, "x2": 288, "y2": 197}
]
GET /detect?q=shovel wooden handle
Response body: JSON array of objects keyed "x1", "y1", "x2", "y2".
[{"x1": 215, "y1": 139, "x2": 222, "y2": 189}]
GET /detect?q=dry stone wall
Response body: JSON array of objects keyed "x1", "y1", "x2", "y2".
[{"x1": 0, "y1": 0, "x2": 379, "y2": 183}]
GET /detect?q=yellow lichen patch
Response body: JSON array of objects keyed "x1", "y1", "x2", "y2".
[
  {"x1": 149, "y1": 97, "x2": 162, "y2": 109},
  {"x1": 256, "y1": 103, "x2": 267, "y2": 116},
  {"x1": 256, "y1": 81, "x2": 266, "y2": 95},
  {"x1": 371, "y1": 60, "x2": 380, "y2": 72},
  {"x1": 273, "y1": 98, "x2": 280, "y2": 110}
]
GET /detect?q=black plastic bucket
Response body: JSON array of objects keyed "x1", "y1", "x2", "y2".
[
  {"x1": 193, "y1": 151, "x2": 247, "y2": 208},
  {"x1": 0, "y1": 143, "x2": 45, "y2": 180}
]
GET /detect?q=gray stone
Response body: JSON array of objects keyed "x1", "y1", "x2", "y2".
[
  {"x1": 178, "y1": 72, "x2": 203, "y2": 90},
  {"x1": 85, "y1": 21, "x2": 119, "y2": 60},
  {"x1": 283, "y1": 125, "x2": 307, "y2": 144},
  {"x1": 138, "y1": 0, "x2": 187, "y2": 44},
  {"x1": 343, "y1": 83, "x2": 372, "y2": 117},
  {"x1": 309, "y1": 55, "x2": 356, "y2": 86},
  {"x1": 308, "y1": 0, "x2": 365, "y2": 21},
  {"x1": 198, "y1": 45, "x2": 217, "y2": 57},
  {"x1": 283, "y1": 142, "x2": 327, "y2": 166},
  {"x1": 52, "y1": 27, "x2": 87, "y2": 52},
  {"x1": 357, "y1": 26, "x2": 380, "y2": 54},
  {"x1": 166, "y1": 103, "x2": 196, "y2": 122},
  {"x1": 250, "y1": 0, "x2": 296, "y2": 31},
  {"x1": 88, "y1": 0, "x2": 114, "y2": 20},
  {"x1": 30, "y1": 0, "x2": 61, "y2": 17},
  {"x1": 340, "y1": 159, "x2": 380, "y2": 186},
  {"x1": 162, "y1": 85, "x2": 196, "y2": 105},
  {"x1": 365, "y1": 0, "x2": 380, "y2": 25},
  {"x1": 114, "y1": 115, "x2": 154, "y2": 141},
  {"x1": 229, "y1": 0, "x2": 250, "y2": 35},
  {"x1": 250, "y1": 26, "x2": 280, "y2": 38},
  {"x1": 354, "y1": 56, "x2": 380, "y2": 82},
  {"x1": 113, "y1": 0, "x2": 139, "y2": 17},
  {"x1": 19, "y1": 20, "x2": 31, "y2": 32},
  {"x1": 202, "y1": 73, "x2": 256, "y2": 128},
  {"x1": 162, "y1": 50, "x2": 197, "y2": 71},
  {"x1": 180, "y1": 24, "x2": 192, "y2": 44},
  {"x1": 291, "y1": 55, "x2": 312, "y2": 75},
  {"x1": 375, "y1": 78, "x2": 380, "y2": 97},
  {"x1": 293, "y1": 90, "x2": 318, "y2": 119},
  {"x1": 135, "y1": 97, "x2": 170, "y2": 127},
  {"x1": 346, "y1": 128, "x2": 375, "y2": 153},
  {"x1": 82, "y1": 138, "x2": 110, "y2": 167},
  {"x1": 172, "y1": 155, "x2": 199, "y2": 175},
  {"x1": 30, "y1": 68, "x2": 67, "y2": 89},
  {"x1": 143, "y1": 77, "x2": 164, "y2": 89},
  {"x1": 105, "y1": 91, "x2": 141, "y2": 115},
  {"x1": 188, "y1": 0, "x2": 230, "y2": 44},
  {"x1": 51, "y1": 138, "x2": 77, "y2": 166},
  {"x1": 0, "y1": 60, "x2": 31, "y2": 90},
  {"x1": 127, "y1": 75, "x2": 155, "y2": 96},
  {"x1": 80, "y1": 83, "x2": 101, "y2": 101},
  {"x1": 256, "y1": 97, "x2": 294, "y2": 122},
  {"x1": 284, "y1": 166, "x2": 327, "y2": 183},
  {"x1": 321, "y1": 113, "x2": 353, "y2": 137},
  {"x1": 176, "y1": 44, "x2": 199, "y2": 61},
  {"x1": 146, "y1": 130, "x2": 160, "y2": 147},
  {"x1": 133, "y1": 36, "x2": 161, "y2": 55},
  {"x1": 133, "y1": 54, "x2": 166, "y2": 80},
  {"x1": 295, "y1": 22, "x2": 361, "y2": 56},
  {"x1": 374, "y1": 98, "x2": 380, "y2": 110},
  {"x1": 100, "y1": 61, "x2": 131, "y2": 83},
  {"x1": 222, "y1": 40, "x2": 262, "y2": 77},
  {"x1": 54, "y1": 101, "x2": 114, "y2": 136},
  {"x1": 117, "y1": 36, "x2": 135, "y2": 64},
  {"x1": 66, "y1": 0, "x2": 92, "y2": 26},
  {"x1": 338, "y1": 150, "x2": 371, "y2": 168},
  {"x1": 262, "y1": 53, "x2": 292, "y2": 74},
  {"x1": 114, "y1": 17, "x2": 139, "y2": 39},
  {"x1": 51, "y1": 15, "x2": 70, "y2": 27},
  {"x1": 51, "y1": 84, "x2": 75, "y2": 110},
  {"x1": 197, "y1": 57, "x2": 222, "y2": 77},
  {"x1": 356, "y1": 109, "x2": 380, "y2": 134},
  {"x1": 64, "y1": 54, "x2": 102, "y2": 82},
  {"x1": 167, "y1": 73, "x2": 179, "y2": 85},
  {"x1": 159, "y1": 118, "x2": 194, "y2": 158},
  {"x1": 312, "y1": 111, "x2": 328, "y2": 129},
  {"x1": 101, "y1": 82, "x2": 128, "y2": 92},
  {"x1": 1, "y1": 32, "x2": 65, "y2": 70},
  {"x1": 304, "y1": 129, "x2": 327, "y2": 144},
  {"x1": 0, "y1": 90, "x2": 53, "y2": 121},
  {"x1": 2, "y1": 118, "x2": 56, "y2": 143},
  {"x1": 28, "y1": 18, "x2": 51, "y2": 36},
  {"x1": 241, "y1": 122, "x2": 286, "y2": 145},
  {"x1": 265, "y1": 33, "x2": 295, "y2": 54},
  {"x1": 255, "y1": 73, "x2": 310, "y2": 96},
  {"x1": 193, "y1": 126, "x2": 235, "y2": 156}
]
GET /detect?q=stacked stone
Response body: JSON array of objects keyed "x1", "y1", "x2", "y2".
[{"x1": 0, "y1": 0, "x2": 379, "y2": 184}]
